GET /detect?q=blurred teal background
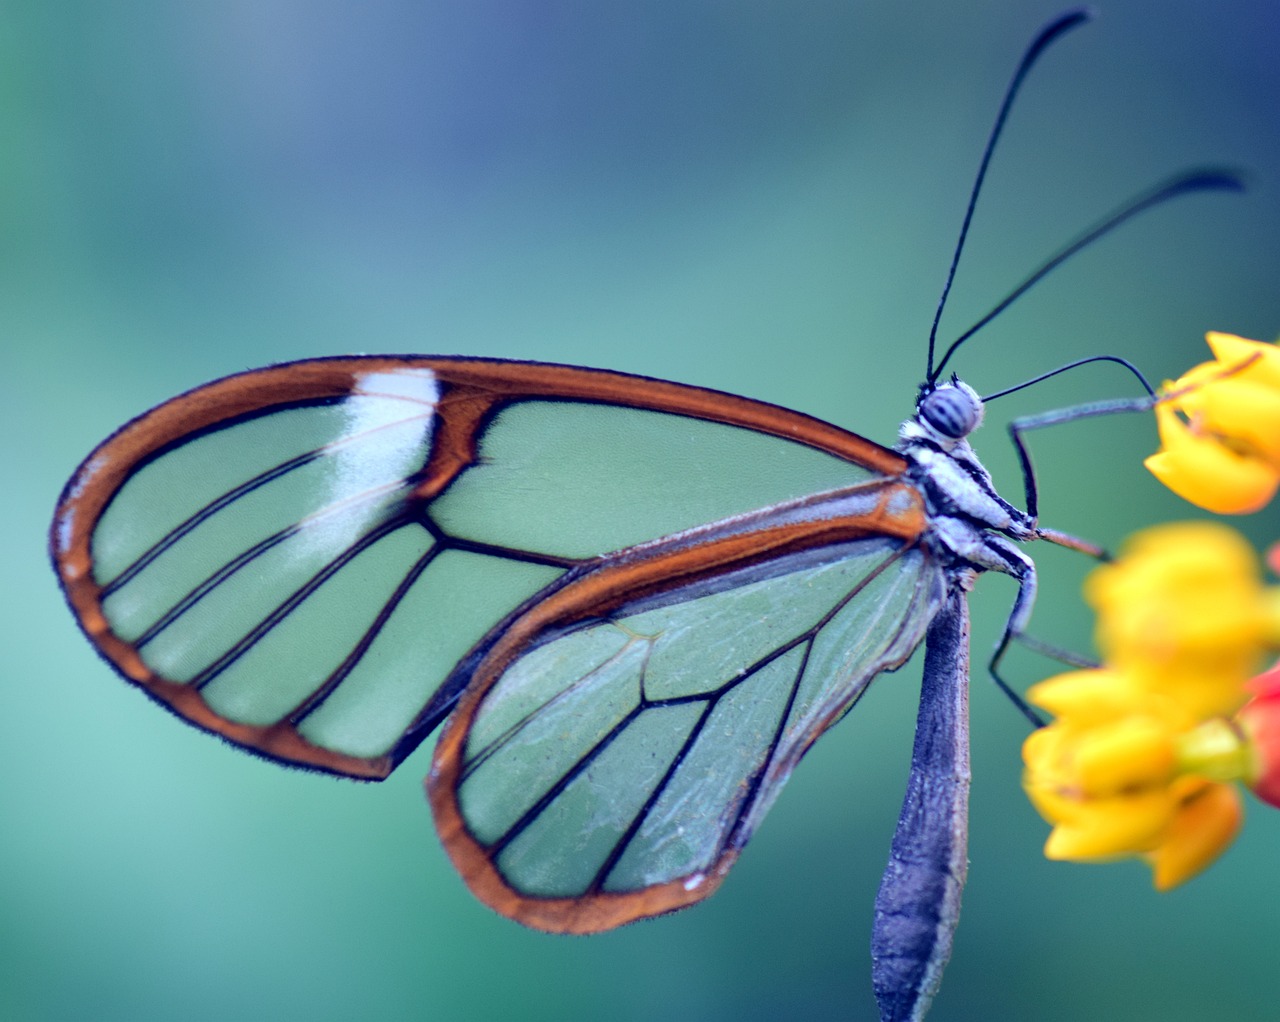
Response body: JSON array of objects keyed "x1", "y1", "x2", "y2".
[{"x1": 4, "y1": 2, "x2": 1279, "y2": 1020}]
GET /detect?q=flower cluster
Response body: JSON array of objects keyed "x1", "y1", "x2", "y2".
[
  {"x1": 1023, "y1": 523, "x2": 1280, "y2": 888},
  {"x1": 1145, "y1": 333, "x2": 1280, "y2": 514}
]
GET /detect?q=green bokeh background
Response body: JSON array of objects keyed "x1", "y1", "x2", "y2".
[{"x1": 5, "y1": 3, "x2": 1279, "y2": 1020}]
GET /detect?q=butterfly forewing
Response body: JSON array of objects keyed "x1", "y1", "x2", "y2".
[
  {"x1": 53, "y1": 356, "x2": 906, "y2": 779},
  {"x1": 429, "y1": 397, "x2": 882, "y2": 559},
  {"x1": 430, "y1": 483, "x2": 941, "y2": 933}
]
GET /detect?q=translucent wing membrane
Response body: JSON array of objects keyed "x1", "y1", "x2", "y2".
[
  {"x1": 53, "y1": 356, "x2": 904, "y2": 778},
  {"x1": 430, "y1": 484, "x2": 941, "y2": 932},
  {"x1": 430, "y1": 399, "x2": 880, "y2": 559}
]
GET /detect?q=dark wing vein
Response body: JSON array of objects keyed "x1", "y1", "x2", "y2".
[
  {"x1": 590, "y1": 542, "x2": 920, "y2": 883},
  {"x1": 459, "y1": 632, "x2": 652, "y2": 781},
  {"x1": 100, "y1": 411, "x2": 434, "y2": 596},
  {"x1": 288, "y1": 543, "x2": 443, "y2": 724},
  {"x1": 189, "y1": 516, "x2": 411, "y2": 689},
  {"x1": 587, "y1": 696, "x2": 722, "y2": 893},
  {"x1": 488, "y1": 703, "x2": 648, "y2": 857},
  {"x1": 134, "y1": 480, "x2": 413, "y2": 648}
]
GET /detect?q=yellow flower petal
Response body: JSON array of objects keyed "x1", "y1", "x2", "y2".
[
  {"x1": 1023, "y1": 777, "x2": 1080, "y2": 826},
  {"x1": 1087, "y1": 523, "x2": 1258, "y2": 614},
  {"x1": 1074, "y1": 717, "x2": 1176, "y2": 796},
  {"x1": 1145, "y1": 405, "x2": 1279, "y2": 514},
  {"x1": 1083, "y1": 522, "x2": 1273, "y2": 715},
  {"x1": 1177, "y1": 377, "x2": 1280, "y2": 463},
  {"x1": 1204, "y1": 332, "x2": 1280, "y2": 390},
  {"x1": 1269, "y1": 589, "x2": 1280, "y2": 646},
  {"x1": 1151, "y1": 334, "x2": 1280, "y2": 512},
  {"x1": 1145, "y1": 780, "x2": 1242, "y2": 890},
  {"x1": 1043, "y1": 789, "x2": 1176, "y2": 860},
  {"x1": 1023, "y1": 518, "x2": 1278, "y2": 887},
  {"x1": 1131, "y1": 666, "x2": 1252, "y2": 721},
  {"x1": 1025, "y1": 669, "x2": 1143, "y2": 724}
]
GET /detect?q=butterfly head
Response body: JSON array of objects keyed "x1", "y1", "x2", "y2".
[{"x1": 912, "y1": 377, "x2": 985, "y2": 448}]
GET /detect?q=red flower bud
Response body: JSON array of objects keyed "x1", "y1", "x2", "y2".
[{"x1": 1239, "y1": 665, "x2": 1280, "y2": 808}]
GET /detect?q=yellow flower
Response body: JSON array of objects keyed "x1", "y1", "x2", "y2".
[
  {"x1": 1084, "y1": 522, "x2": 1280, "y2": 718},
  {"x1": 1022, "y1": 669, "x2": 1243, "y2": 888},
  {"x1": 1022, "y1": 524, "x2": 1280, "y2": 889},
  {"x1": 1145, "y1": 333, "x2": 1280, "y2": 514}
]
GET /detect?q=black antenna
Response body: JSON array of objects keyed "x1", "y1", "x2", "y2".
[
  {"x1": 925, "y1": 8, "x2": 1093, "y2": 384},
  {"x1": 980, "y1": 354, "x2": 1157, "y2": 403},
  {"x1": 931, "y1": 168, "x2": 1245, "y2": 380}
]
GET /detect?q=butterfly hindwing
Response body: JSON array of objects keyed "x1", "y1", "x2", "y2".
[
  {"x1": 430, "y1": 481, "x2": 942, "y2": 932},
  {"x1": 52, "y1": 356, "x2": 906, "y2": 780}
]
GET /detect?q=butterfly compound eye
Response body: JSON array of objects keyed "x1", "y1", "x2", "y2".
[{"x1": 918, "y1": 381, "x2": 984, "y2": 440}]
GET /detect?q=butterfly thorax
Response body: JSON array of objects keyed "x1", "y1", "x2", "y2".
[{"x1": 896, "y1": 380, "x2": 1037, "y2": 574}]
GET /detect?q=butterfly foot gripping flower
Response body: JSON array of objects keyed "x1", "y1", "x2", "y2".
[
  {"x1": 1023, "y1": 523, "x2": 1280, "y2": 888},
  {"x1": 1145, "y1": 332, "x2": 1280, "y2": 514}
]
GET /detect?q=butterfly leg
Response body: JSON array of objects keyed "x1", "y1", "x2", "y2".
[
  {"x1": 978, "y1": 531, "x2": 1116, "y2": 727},
  {"x1": 1006, "y1": 394, "x2": 1155, "y2": 520},
  {"x1": 993, "y1": 529, "x2": 1103, "y2": 707},
  {"x1": 1036, "y1": 526, "x2": 1107, "y2": 561},
  {"x1": 1000, "y1": 396, "x2": 1170, "y2": 698},
  {"x1": 1015, "y1": 632, "x2": 1100, "y2": 670},
  {"x1": 952, "y1": 529, "x2": 1065, "y2": 726}
]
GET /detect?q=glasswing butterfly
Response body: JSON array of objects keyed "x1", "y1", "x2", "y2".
[{"x1": 48, "y1": 10, "x2": 1240, "y2": 1020}]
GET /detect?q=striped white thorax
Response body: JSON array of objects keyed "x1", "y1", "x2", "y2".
[{"x1": 898, "y1": 379, "x2": 1038, "y2": 578}]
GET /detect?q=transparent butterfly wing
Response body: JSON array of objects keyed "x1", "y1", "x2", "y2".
[
  {"x1": 430, "y1": 491, "x2": 944, "y2": 933},
  {"x1": 52, "y1": 356, "x2": 905, "y2": 778}
]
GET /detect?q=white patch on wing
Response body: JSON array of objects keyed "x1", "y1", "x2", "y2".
[{"x1": 299, "y1": 368, "x2": 440, "y2": 559}]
